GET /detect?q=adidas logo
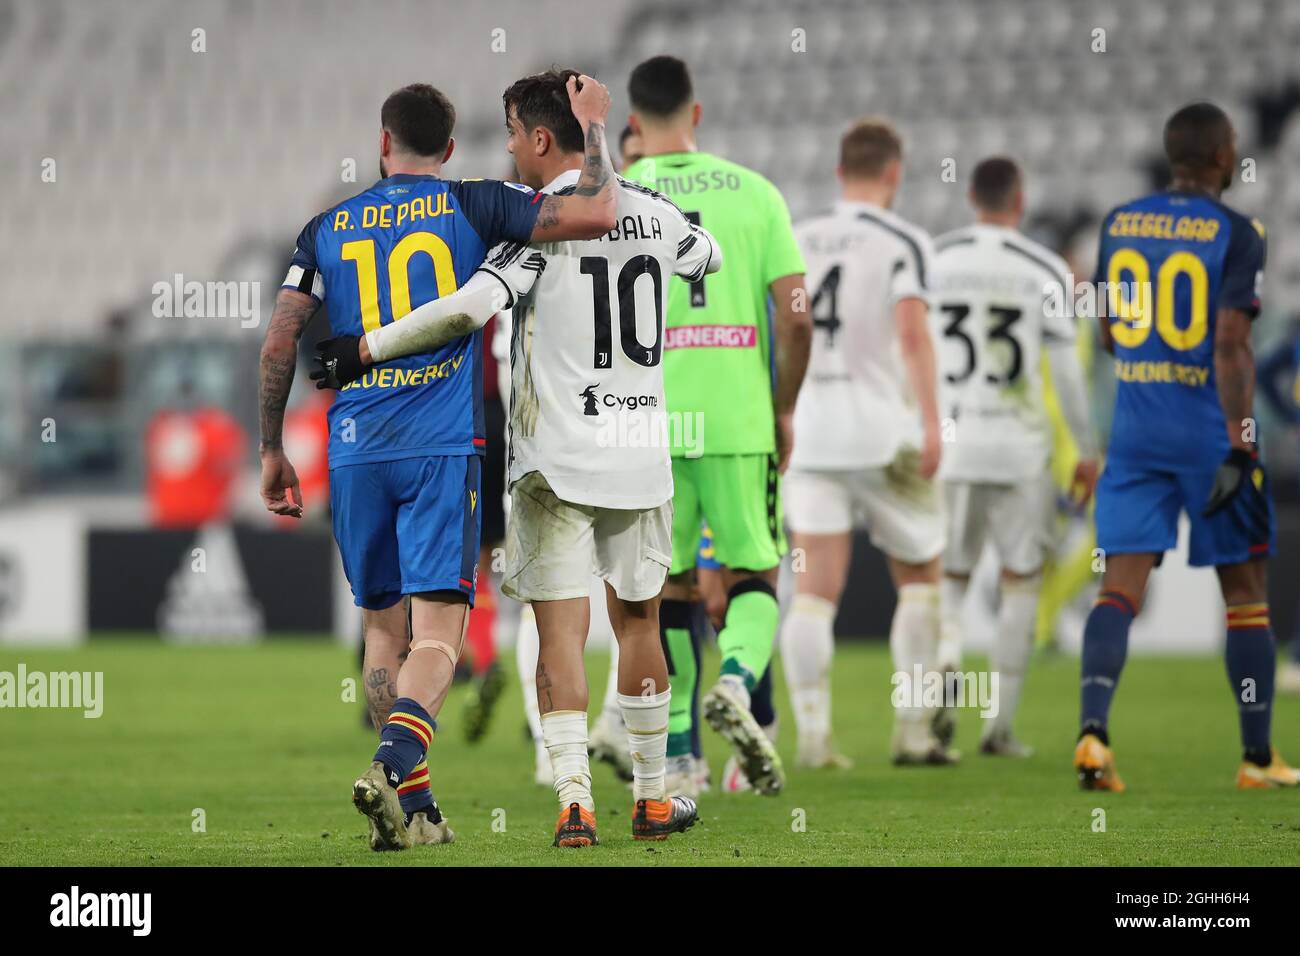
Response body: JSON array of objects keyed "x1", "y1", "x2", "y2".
[{"x1": 157, "y1": 524, "x2": 264, "y2": 643}]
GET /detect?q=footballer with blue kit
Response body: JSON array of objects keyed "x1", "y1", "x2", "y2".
[
  {"x1": 1077, "y1": 101, "x2": 1297, "y2": 792},
  {"x1": 258, "y1": 79, "x2": 619, "y2": 850}
]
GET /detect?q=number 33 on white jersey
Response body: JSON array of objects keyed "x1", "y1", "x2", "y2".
[{"x1": 930, "y1": 223, "x2": 1077, "y2": 482}]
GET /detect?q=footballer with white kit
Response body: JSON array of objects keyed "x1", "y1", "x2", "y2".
[
  {"x1": 779, "y1": 118, "x2": 951, "y2": 767},
  {"x1": 314, "y1": 69, "x2": 719, "y2": 847},
  {"x1": 495, "y1": 278, "x2": 639, "y2": 792},
  {"x1": 931, "y1": 157, "x2": 1098, "y2": 756}
]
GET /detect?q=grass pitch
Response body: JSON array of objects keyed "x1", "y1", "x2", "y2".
[{"x1": 1, "y1": 639, "x2": 1298, "y2": 866}]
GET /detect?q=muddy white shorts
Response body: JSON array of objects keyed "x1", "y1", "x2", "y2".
[
  {"x1": 503, "y1": 471, "x2": 672, "y2": 603},
  {"x1": 783, "y1": 447, "x2": 944, "y2": 565}
]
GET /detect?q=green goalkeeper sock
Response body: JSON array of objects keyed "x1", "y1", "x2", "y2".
[
  {"x1": 718, "y1": 580, "x2": 779, "y2": 691},
  {"x1": 660, "y1": 599, "x2": 697, "y2": 758}
]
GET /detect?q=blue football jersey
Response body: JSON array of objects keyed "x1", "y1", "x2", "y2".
[
  {"x1": 283, "y1": 174, "x2": 542, "y2": 467},
  {"x1": 1095, "y1": 190, "x2": 1266, "y2": 472}
]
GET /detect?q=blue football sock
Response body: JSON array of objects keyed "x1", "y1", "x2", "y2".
[
  {"x1": 1079, "y1": 590, "x2": 1136, "y2": 739},
  {"x1": 1225, "y1": 603, "x2": 1275, "y2": 765},
  {"x1": 396, "y1": 761, "x2": 436, "y2": 815},
  {"x1": 750, "y1": 664, "x2": 775, "y2": 727},
  {"x1": 373, "y1": 698, "x2": 435, "y2": 788}
]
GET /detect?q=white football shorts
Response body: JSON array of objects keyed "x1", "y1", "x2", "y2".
[
  {"x1": 503, "y1": 470, "x2": 672, "y2": 603},
  {"x1": 942, "y1": 474, "x2": 1055, "y2": 576},
  {"x1": 783, "y1": 447, "x2": 944, "y2": 565}
]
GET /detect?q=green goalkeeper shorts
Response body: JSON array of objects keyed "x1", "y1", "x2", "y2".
[{"x1": 669, "y1": 453, "x2": 786, "y2": 575}]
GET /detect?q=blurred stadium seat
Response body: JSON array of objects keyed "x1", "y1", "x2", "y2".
[
  {"x1": 3, "y1": 0, "x2": 1295, "y2": 333},
  {"x1": 1, "y1": 0, "x2": 1297, "y2": 492}
]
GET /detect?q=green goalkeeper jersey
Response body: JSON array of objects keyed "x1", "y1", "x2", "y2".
[{"x1": 625, "y1": 151, "x2": 805, "y2": 457}]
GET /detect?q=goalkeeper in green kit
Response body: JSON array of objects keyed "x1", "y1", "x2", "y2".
[{"x1": 625, "y1": 56, "x2": 811, "y2": 796}]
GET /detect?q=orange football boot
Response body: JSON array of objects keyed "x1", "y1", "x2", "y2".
[
  {"x1": 553, "y1": 802, "x2": 599, "y2": 847},
  {"x1": 631, "y1": 796, "x2": 699, "y2": 841},
  {"x1": 1075, "y1": 733, "x2": 1126, "y2": 792},
  {"x1": 1236, "y1": 749, "x2": 1300, "y2": 789}
]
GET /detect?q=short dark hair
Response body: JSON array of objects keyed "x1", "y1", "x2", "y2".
[
  {"x1": 839, "y1": 118, "x2": 901, "y2": 178},
  {"x1": 381, "y1": 84, "x2": 455, "y2": 158},
  {"x1": 970, "y1": 156, "x2": 1022, "y2": 211},
  {"x1": 629, "y1": 55, "x2": 693, "y2": 117},
  {"x1": 502, "y1": 69, "x2": 585, "y2": 154},
  {"x1": 619, "y1": 124, "x2": 636, "y2": 150},
  {"x1": 1164, "y1": 101, "x2": 1233, "y2": 170}
]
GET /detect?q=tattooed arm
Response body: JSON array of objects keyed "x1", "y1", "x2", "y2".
[
  {"x1": 529, "y1": 74, "x2": 618, "y2": 242},
  {"x1": 259, "y1": 288, "x2": 318, "y2": 517}
]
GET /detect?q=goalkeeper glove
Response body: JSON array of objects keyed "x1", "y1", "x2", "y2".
[
  {"x1": 1203, "y1": 447, "x2": 1259, "y2": 517},
  {"x1": 310, "y1": 335, "x2": 366, "y2": 390}
]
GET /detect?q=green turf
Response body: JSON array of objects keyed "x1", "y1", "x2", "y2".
[{"x1": 1, "y1": 639, "x2": 1297, "y2": 866}]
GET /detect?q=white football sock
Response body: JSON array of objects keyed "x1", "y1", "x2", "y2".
[
  {"x1": 779, "y1": 592, "x2": 836, "y2": 750},
  {"x1": 938, "y1": 575, "x2": 968, "y2": 673},
  {"x1": 988, "y1": 576, "x2": 1039, "y2": 737},
  {"x1": 619, "y1": 688, "x2": 671, "y2": 802},
  {"x1": 516, "y1": 605, "x2": 547, "y2": 765},
  {"x1": 890, "y1": 583, "x2": 940, "y2": 738},
  {"x1": 540, "y1": 710, "x2": 593, "y2": 811}
]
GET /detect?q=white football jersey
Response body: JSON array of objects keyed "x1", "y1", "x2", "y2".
[
  {"x1": 930, "y1": 223, "x2": 1076, "y2": 482},
  {"x1": 790, "y1": 200, "x2": 934, "y2": 470},
  {"x1": 479, "y1": 169, "x2": 719, "y2": 510}
]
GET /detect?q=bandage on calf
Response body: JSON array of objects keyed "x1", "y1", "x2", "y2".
[{"x1": 410, "y1": 638, "x2": 461, "y2": 667}]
